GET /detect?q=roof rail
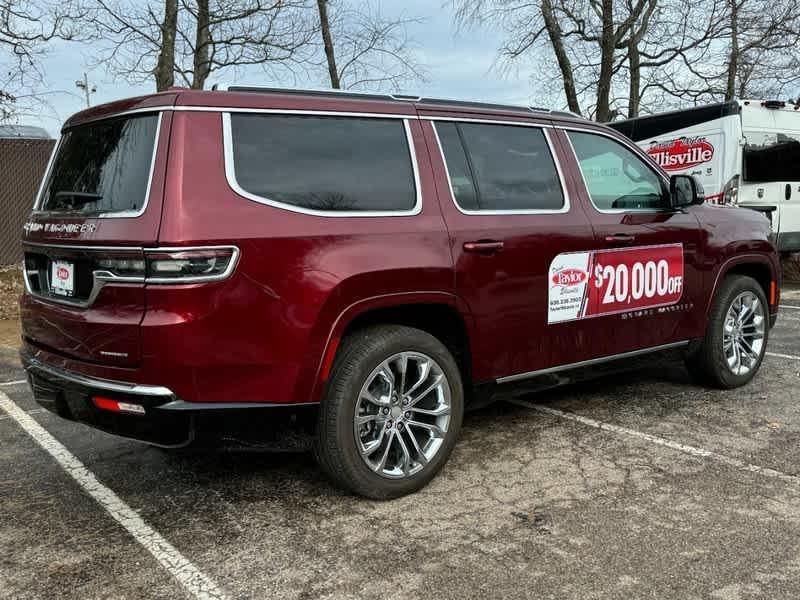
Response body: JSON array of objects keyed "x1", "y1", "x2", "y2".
[{"x1": 209, "y1": 83, "x2": 584, "y2": 119}]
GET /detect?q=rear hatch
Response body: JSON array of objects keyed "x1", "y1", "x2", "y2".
[{"x1": 21, "y1": 99, "x2": 173, "y2": 367}]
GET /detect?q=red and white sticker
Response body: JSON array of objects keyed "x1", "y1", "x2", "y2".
[
  {"x1": 50, "y1": 260, "x2": 75, "y2": 297},
  {"x1": 646, "y1": 136, "x2": 714, "y2": 171},
  {"x1": 548, "y1": 244, "x2": 684, "y2": 323}
]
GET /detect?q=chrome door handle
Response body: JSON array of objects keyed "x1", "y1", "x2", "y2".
[
  {"x1": 604, "y1": 234, "x2": 636, "y2": 244},
  {"x1": 463, "y1": 240, "x2": 505, "y2": 254}
]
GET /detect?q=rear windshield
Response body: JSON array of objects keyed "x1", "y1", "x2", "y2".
[{"x1": 39, "y1": 114, "x2": 159, "y2": 214}]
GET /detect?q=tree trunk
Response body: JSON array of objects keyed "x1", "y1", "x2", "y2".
[
  {"x1": 154, "y1": 0, "x2": 177, "y2": 91},
  {"x1": 627, "y1": 38, "x2": 640, "y2": 118},
  {"x1": 541, "y1": 0, "x2": 580, "y2": 115},
  {"x1": 192, "y1": 0, "x2": 210, "y2": 89},
  {"x1": 317, "y1": 0, "x2": 340, "y2": 88},
  {"x1": 595, "y1": 0, "x2": 615, "y2": 122},
  {"x1": 725, "y1": 0, "x2": 739, "y2": 101}
]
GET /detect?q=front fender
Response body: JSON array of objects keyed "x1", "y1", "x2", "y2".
[{"x1": 705, "y1": 250, "x2": 780, "y2": 318}]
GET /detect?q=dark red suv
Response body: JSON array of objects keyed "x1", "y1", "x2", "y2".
[{"x1": 20, "y1": 87, "x2": 779, "y2": 498}]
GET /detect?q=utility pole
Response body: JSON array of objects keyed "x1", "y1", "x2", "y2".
[{"x1": 75, "y1": 73, "x2": 96, "y2": 108}]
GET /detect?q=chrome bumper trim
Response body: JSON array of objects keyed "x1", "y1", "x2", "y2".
[{"x1": 22, "y1": 354, "x2": 175, "y2": 398}]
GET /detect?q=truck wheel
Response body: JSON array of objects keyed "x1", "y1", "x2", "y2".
[
  {"x1": 687, "y1": 275, "x2": 769, "y2": 389},
  {"x1": 314, "y1": 325, "x2": 464, "y2": 499}
]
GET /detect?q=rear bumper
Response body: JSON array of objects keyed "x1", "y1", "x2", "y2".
[
  {"x1": 22, "y1": 351, "x2": 193, "y2": 447},
  {"x1": 21, "y1": 350, "x2": 318, "y2": 448}
]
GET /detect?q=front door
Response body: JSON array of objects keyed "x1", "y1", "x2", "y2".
[
  {"x1": 556, "y1": 127, "x2": 704, "y2": 358},
  {"x1": 421, "y1": 116, "x2": 597, "y2": 382}
]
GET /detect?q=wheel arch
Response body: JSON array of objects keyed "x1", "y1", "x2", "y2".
[
  {"x1": 706, "y1": 254, "x2": 777, "y2": 319},
  {"x1": 306, "y1": 293, "x2": 476, "y2": 405}
]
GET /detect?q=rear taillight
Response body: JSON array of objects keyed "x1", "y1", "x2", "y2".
[
  {"x1": 95, "y1": 256, "x2": 146, "y2": 278},
  {"x1": 723, "y1": 175, "x2": 740, "y2": 205},
  {"x1": 145, "y1": 247, "x2": 239, "y2": 283},
  {"x1": 93, "y1": 246, "x2": 238, "y2": 284}
]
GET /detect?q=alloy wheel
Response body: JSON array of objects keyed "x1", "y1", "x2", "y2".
[
  {"x1": 353, "y1": 351, "x2": 452, "y2": 479},
  {"x1": 722, "y1": 291, "x2": 766, "y2": 376}
]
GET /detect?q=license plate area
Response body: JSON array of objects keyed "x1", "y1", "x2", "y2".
[
  {"x1": 50, "y1": 260, "x2": 75, "y2": 297},
  {"x1": 24, "y1": 248, "x2": 114, "y2": 305}
]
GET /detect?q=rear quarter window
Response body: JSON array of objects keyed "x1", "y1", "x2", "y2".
[{"x1": 227, "y1": 114, "x2": 418, "y2": 214}]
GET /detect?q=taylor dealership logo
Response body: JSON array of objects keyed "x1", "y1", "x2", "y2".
[
  {"x1": 647, "y1": 136, "x2": 714, "y2": 171},
  {"x1": 552, "y1": 268, "x2": 587, "y2": 287}
]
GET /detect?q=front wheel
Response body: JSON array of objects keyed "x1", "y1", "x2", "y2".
[
  {"x1": 687, "y1": 275, "x2": 769, "y2": 389},
  {"x1": 314, "y1": 325, "x2": 464, "y2": 499}
]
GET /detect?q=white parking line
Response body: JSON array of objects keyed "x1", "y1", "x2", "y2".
[
  {"x1": 0, "y1": 407, "x2": 44, "y2": 421},
  {"x1": 0, "y1": 379, "x2": 26, "y2": 387},
  {"x1": 0, "y1": 390, "x2": 226, "y2": 600},
  {"x1": 779, "y1": 305, "x2": 800, "y2": 310},
  {"x1": 767, "y1": 351, "x2": 800, "y2": 361},
  {"x1": 510, "y1": 399, "x2": 800, "y2": 485}
]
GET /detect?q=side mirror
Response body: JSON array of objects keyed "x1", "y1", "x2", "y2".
[{"x1": 670, "y1": 174, "x2": 705, "y2": 208}]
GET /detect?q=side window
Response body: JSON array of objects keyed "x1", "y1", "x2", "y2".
[
  {"x1": 228, "y1": 114, "x2": 417, "y2": 213},
  {"x1": 435, "y1": 123, "x2": 479, "y2": 210},
  {"x1": 743, "y1": 131, "x2": 800, "y2": 183},
  {"x1": 436, "y1": 121, "x2": 564, "y2": 212},
  {"x1": 568, "y1": 131, "x2": 667, "y2": 211}
]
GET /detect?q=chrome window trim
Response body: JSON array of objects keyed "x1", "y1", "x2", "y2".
[
  {"x1": 31, "y1": 135, "x2": 62, "y2": 209},
  {"x1": 32, "y1": 112, "x2": 163, "y2": 219},
  {"x1": 222, "y1": 112, "x2": 423, "y2": 218},
  {"x1": 22, "y1": 244, "x2": 239, "y2": 308},
  {"x1": 430, "y1": 120, "x2": 570, "y2": 216},
  {"x1": 496, "y1": 340, "x2": 690, "y2": 384},
  {"x1": 23, "y1": 354, "x2": 175, "y2": 397},
  {"x1": 560, "y1": 125, "x2": 672, "y2": 215},
  {"x1": 422, "y1": 115, "x2": 554, "y2": 129}
]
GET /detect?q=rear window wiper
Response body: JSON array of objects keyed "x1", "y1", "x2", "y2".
[{"x1": 53, "y1": 191, "x2": 103, "y2": 207}]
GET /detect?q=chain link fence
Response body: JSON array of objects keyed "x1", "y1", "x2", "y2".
[{"x1": 0, "y1": 138, "x2": 54, "y2": 265}]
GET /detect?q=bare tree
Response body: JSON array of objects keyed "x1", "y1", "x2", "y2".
[
  {"x1": 453, "y1": 0, "x2": 800, "y2": 121},
  {"x1": 88, "y1": 0, "x2": 317, "y2": 91},
  {"x1": 155, "y1": 0, "x2": 178, "y2": 90},
  {"x1": 453, "y1": 0, "x2": 658, "y2": 120},
  {"x1": 644, "y1": 0, "x2": 800, "y2": 105},
  {"x1": 314, "y1": 0, "x2": 426, "y2": 91},
  {"x1": 0, "y1": 0, "x2": 83, "y2": 120},
  {"x1": 316, "y1": 0, "x2": 340, "y2": 87}
]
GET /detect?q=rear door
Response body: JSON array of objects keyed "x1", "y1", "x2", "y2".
[
  {"x1": 555, "y1": 126, "x2": 704, "y2": 357},
  {"x1": 422, "y1": 114, "x2": 597, "y2": 382},
  {"x1": 20, "y1": 109, "x2": 171, "y2": 366}
]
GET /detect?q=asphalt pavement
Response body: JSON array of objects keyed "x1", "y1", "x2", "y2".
[{"x1": 3, "y1": 293, "x2": 800, "y2": 599}]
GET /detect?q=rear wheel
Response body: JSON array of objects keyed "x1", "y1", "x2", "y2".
[
  {"x1": 314, "y1": 325, "x2": 464, "y2": 499},
  {"x1": 687, "y1": 275, "x2": 768, "y2": 388}
]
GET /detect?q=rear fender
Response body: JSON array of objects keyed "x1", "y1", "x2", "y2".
[{"x1": 298, "y1": 291, "x2": 476, "y2": 404}]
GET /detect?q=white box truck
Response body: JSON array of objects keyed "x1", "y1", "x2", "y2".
[{"x1": 609, "y1": 100, "x2": 800, "y2": 253}]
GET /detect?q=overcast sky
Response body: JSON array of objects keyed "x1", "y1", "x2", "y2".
[{"x1": 24, "y1": 0, "x2": 544, "y2": 137}]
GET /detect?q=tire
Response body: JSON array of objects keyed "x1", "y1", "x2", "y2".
[
  {"x1": 314, "y1": 325, "x2": 464, "y2": 499},
  {"x1": 687, "y1": 275, "x2": 769, "y2": 389}
]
